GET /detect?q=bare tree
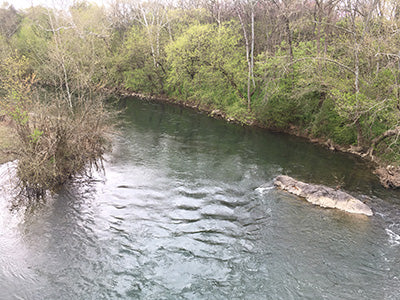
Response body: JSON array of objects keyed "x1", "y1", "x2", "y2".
[
  {"x1": 130, "y1": 1, "x2": 171, "y2": 70},
  {"x1": 311, "y1": 0, "x2": 340, "y2": 69},
  {"x1": 0, "y1": 3, "x2": 21, "y2": 39},
  {"x1": 107, "y1": 0, "x2": 135, "y2": 37},
  {"x1": 235, "y1": 0, "x2": 258, "y2": 111},
  {"x1": 338, "y1": 0, "x2": 379, "y2": 146}
]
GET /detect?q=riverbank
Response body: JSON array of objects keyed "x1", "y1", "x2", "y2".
[
  {"x1": 1, "y1": 89, "x2": 398, "y2": 189},
  {"x1": 118, "y1": 90, "x2": 400, "y2": 189},
  {"x1": 0, "y1": 119, "x2": 16, "y2": 164}
]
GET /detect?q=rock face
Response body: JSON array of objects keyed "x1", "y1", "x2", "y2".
[{"x1": 274, "y1": 175, "x2": 373, "y2": 216}]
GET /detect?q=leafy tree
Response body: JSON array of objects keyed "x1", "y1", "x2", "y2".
[
  {"x1": 118, "y1": 24, "x2": 167, "y2": 93},
  {"x1": 166, "y1": 22, "x2": 247, "y2": 110}
]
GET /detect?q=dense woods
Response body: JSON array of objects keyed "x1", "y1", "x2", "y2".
[{"x1": 1, "y1": 0, "x2": 400, "y2": 190}]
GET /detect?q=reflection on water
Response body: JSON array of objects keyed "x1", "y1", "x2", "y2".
[{"x1": 0, "y1": 98, "x2": 399, "y2": 299}]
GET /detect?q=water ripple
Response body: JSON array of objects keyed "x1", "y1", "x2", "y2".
[{"x1": 386, "y1": 228, "x2": 400, "y2": 246}]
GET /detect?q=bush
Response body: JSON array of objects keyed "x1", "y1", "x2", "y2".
[
  {"x1": 311, "y1": 98, "x2": 356, "y2": 145},
  {"x1": 15, "y1": 97, "x2": 114, "y2": 196},
  {"x1": 257, "y1": 93, "x2": 299, "y2": 129},
  {"x1": 0, "y1": 54, "x2": 115, "y2": 197}
]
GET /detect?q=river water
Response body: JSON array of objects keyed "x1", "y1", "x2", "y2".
[{"x1": 0, "y1": 98, "x2": 399, "y2": 299}]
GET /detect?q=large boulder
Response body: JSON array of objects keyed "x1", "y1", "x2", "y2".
[{"x1": 274, "y1": 175, "x2": 373, "y2": 216}]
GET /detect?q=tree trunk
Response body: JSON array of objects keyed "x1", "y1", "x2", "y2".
[
  {"x1": 237, "y1": 6, "x2": 252, "y2": 111},
  {"x1": 355, "y1": 118, "x2": 363, "y2": 147},
  {"x1": 250, "y1": 5, "x2": 255, "y2": 88},
  {"x1": 284, "y1": 15, "x2": 293, "y2": 63},
  {"x1": 354, "y1": 42, "x2": 360, "y2": 94}
]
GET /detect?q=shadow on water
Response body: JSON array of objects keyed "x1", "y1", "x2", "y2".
[{"x1": 0, "y1": 96, "x2": 399, "y2": 299}]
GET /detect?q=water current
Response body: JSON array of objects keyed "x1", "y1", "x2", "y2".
[{"x1": 0, "y1": 97, "x2": 399, "y2": 299}]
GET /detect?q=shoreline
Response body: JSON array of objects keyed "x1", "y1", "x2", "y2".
[
  {"x1": 2, "y1": 89, "x2": 399, "y2": 189},
  {"x1": 118, "y1": 90, "x2": 400, "y2": 189}
]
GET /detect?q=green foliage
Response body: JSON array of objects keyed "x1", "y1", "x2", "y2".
[
  {"x1": 0, "y1": 54, "x2": 33, "y2": 124},
  {"x1": 10, "y1": 8, "x2": 51, "y2": 74},
  {"x1": 2, "y1": 0, "x2": 400, "y2": 175},
  {"x1": 0, "y1": 11, "x2": 115, "y2": 197},
  {"x1": 225, "y1": 101, "x2": 253, "y2": 123},
  {"x1": 165, "y1": 22, "x2": 246, "y2": 110},
  {"x1": 119, "y1": 25, "x2": 165, "y2": 93},
  {"x1": 30, "y1": 128, "x2": 43, "y2": 144},
  {"x1": 311, "y1": 98, "x2": 357, "y2": 145}
]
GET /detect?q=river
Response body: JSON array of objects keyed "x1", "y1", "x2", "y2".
[{"x1": 0, "y1": 97, "x2": 399, "y2": 299}]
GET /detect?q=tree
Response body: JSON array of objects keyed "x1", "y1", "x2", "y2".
[
  {"x1": 166, "y1": 22, "x2": 247, "y2": 109},
  {"x1": 0, "y1": 2, "x2": 20, "y2": 39},
  {"x1": 1, "y1": 3, "x2": 115, "y2": 196},
  {"x1": 235, "y1": 0, "x2": 258, "y2": 111}
]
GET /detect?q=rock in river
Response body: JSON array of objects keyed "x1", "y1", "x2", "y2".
[{"x1": 274, "y1": 175, "x2": 373, "y2": 216}]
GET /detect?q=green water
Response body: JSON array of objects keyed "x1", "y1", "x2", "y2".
[{"x1": 0, "y1": 97, "x2": 399, "y2": 299}]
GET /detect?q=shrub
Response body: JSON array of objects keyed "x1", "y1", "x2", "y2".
[
  {"x1": 15, "y1": 97, "x2": 114, "y2": 196},
  {"x1": 311, "y1": 98, "x2": 356, "y2": 145},
  {"x1": 0, "y1": 54, "x2": 115, "y2": 197}
]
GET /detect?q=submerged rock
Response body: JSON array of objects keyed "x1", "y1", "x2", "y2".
[{"x1": 274, "y1": 175, "x2": 373, "y2": 216}]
